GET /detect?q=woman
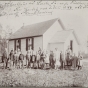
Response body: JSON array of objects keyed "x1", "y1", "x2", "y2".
[
  {"x1": 26, "y1": 51, "x2": 31, "y2": 68},
  {"x1": 54, "y1": 48, "x2": 61, "y2": 70},
  {"x1": 78, "y1": 54, "x2": 83, "y2": 70},
  {"x1": 40, "y1": 51, "x2": 45, "y2": 69},
  {"x1": 36, "y1": 51, "x2": 40, "y2": 69},
  {"x1": 45, "y1": 51, "x2": 49, "y2": 69}
]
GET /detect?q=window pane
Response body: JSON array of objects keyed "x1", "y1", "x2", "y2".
[{"x1": 30, "y1": 39, "x2": 32, "y2": 44}]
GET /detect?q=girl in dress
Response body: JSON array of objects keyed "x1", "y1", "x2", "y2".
[
  {"x1": 40, "y1": 51, "x2": 45, "y2": 69},
  {"x1": 54, "y1": 48, "x2": 61, "y2": 70},
  {"x1": 26, "y1": 51, "x2": 31, "y2": 68},
  {"x1": 36, "y1": 51, "x2": 40, "y2": 69},
  {"x1": 45, "y1": 51, "x2": 50, "y2": 69}
]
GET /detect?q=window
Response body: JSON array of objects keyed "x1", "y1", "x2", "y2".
[
  {"x1": 28, "y1": 38, "x2": 32, "y2": 50},
  {"x1": 26, "y1": 38, "x2": 34, "y2": 51},
  {"x1": 70, "y1": 40, "x2": 73, "y2": 51},
  {"x1": 14, "y1": 39, "x2": 21, "y2": 51}
]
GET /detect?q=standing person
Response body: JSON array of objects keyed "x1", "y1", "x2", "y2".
[
  {"x1": 54, "y1": 48, "x2": 61, "y2": 70},
  {"x1": 28, "y1": 47, "x2": 33, "y2": 57},
  {"x1": 38, "y1": 47, "x2": 42, "y2": 55},
  {"x1": 45, "y1": 51, "x2": 50, "y2": 69},
  {"x1": 26, "y1": 51, "x2": 31, "y2": 68},
  {"x1": 78, "y1": 53, "x2": 83, "y2": 70},
  {"x1": 9, "y1": 50, "x2": 14, "y2": 68},
  {"x1": 40, "y1": 51, "x2": 45, "y2": 69},
  {"x1": 28, "y1": 48, "x2": 33, "y2": 68},
  {"x1": 49, "y1": 51, "x2": 55, "y2": 69},
  {"x1": 66, "y1": 46, "x2": 72, "y2": 66},
  {"x1": 17, "y1": 49, "x2": 21, "y2": 69},
  {"x1": 71, "y1": 53, "x2": 78, "y2": 70},
  {"x1": 19, "y1": 52, "x2": 24, "y2": 69},
  {"x1": 3, "y1": 50, "x2": 8, "y2": 69},
  {"x1": 60, "y1": 51, "x2": 64, "y2": 70},
  {"x1": 36, "y1": 51, "x2": 40, "y2": 69},
  {"x1": 13, "y1": 50, "x2": 18, "y2": 68},
  {"x1": 32, "y1": 51, "x2": 36, "y2": 69}
]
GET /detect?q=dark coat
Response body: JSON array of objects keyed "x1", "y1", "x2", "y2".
[{"x1": 19, "y1": 54, "x2": 24, "y2": 61}]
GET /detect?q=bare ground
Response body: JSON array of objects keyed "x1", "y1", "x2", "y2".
[{"x1": 0, "y1": 59, "x2": 88, "y2": 87}]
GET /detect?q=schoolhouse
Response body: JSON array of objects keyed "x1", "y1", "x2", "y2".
[{"x1": 8, "y1": 18, "x2": 80, "y2": 56}]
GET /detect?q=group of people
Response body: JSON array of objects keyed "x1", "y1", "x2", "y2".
[{"x1": 2, "y1": 47, "x2": 83, "y2": 70}]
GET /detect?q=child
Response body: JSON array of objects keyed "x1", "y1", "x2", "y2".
[
  {"x1": 45, "y1": 51, "x2": 49, "y2": 69},
  {"x1": 26, "y1": 51, "x2": 31, "y2": 68},
  {"x1": 78, "y1": 54, "x2": 83, "y2": 70},
  {"x1": 36, "y1": 51, "x2": 40, "y2": 69}
]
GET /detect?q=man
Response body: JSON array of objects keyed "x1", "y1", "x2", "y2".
[
  {"x1": 28, "y1": 47, "x2": 33, "y2": 56},
  {"x1": 60, "y1": 51, "x2": 64, "y2": 69},
  {"x1": 16, "y1": 49, "x2": 21, "y2": 69},
  {"x1": 19, "y1": 52, "x2": 24, "y2": 69},
  {"x1": 66, "y1": 46, "x2": 72, "y2": 66},
  {"x1": 71, "y1": 53, "x2": 78, "y2": 70},
  {"x1": 49, "y1": 51, "x2": 54, "y2": 69},
  {"x1": 3, "y1": 50, "x2": 8, "y2": 69},
  {"x1": 13, "y1": 50, "x2": 18, "y2": 68}
]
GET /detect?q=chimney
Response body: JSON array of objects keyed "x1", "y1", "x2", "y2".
[
  {"x1": 22, "y1": 23, "x2": 24, "y2": 28},
  {"x1": 58, "y1": 18, "x2": 65, "y2": 30}
]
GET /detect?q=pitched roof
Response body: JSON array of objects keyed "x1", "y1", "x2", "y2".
[
  {"x1": 9, "y1": 18, "x2": 58, "y2": 40},
  {"x1": 49, "y1": 30, "x2": 80, "y2": 45}
]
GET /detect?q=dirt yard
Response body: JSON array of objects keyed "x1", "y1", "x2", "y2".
[{"x1": 0, "y1": 59, "x2": 88, "y2": 87}]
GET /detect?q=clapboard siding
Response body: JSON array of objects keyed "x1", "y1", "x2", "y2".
[
  {"x1": 49, "y1": 43, "x2": 64, "y2": 52},
  {"x1": 21, "y1": 39, "x2": 26, "y2": 55},
  {"x1": 9, "y1": 40, "x2": 14, "y2": 54},
  {"x1": 34, "y1": 36, "x2": 43, "y2": 52},
  {"x1": 43, "y1": 21, "x2": 62, "y2": 50},
  {"x1": 64, "y1": 32, "x2": 79, "y2": 56}
]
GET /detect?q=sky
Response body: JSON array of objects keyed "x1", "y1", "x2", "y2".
[{"x1": 0, "y1": 1, "x2": 88, "y2": 52}]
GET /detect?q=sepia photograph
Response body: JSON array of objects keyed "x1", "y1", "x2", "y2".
[{"x1": 0, "y1": 0, "x2": 88, "y2": 87}]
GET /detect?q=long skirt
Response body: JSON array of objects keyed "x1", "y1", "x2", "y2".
[{"x1": 55, "y1": 60, "x2": 61, "y2": 67}]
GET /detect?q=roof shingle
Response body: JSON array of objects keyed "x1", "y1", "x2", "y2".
[{"x1": 9, "y1": 18, "x2": 58, "y2": 39}]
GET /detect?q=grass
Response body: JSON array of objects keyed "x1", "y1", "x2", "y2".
[{"x1": 0, "y1": 59, "x2": 88, "y2": 87}]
